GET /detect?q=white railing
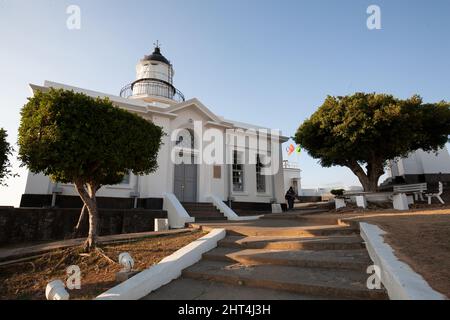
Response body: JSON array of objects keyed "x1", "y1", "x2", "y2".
[
  {"x1": 208, "y1": 195, "x2": 263, "y2": 221},
  {"x1": 283, "y1": 161, "x2": 300, "y2": 169},
  {"x1": 163, "y1": 193, "x2": 194, "y2": 228}
]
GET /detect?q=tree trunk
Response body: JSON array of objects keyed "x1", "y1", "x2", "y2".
[
  {"x1": 73, "y1": 204, "x2": 87, "y2": 237},
  {"x1": 86, "y1": 184, "x2": 98, "y2": 250},
  {"x1": 75, "y1": 181, "x2": 100, "y2": 251},
  {"x1": 346, "y1": 160, "x2": 384, "y2": 192}
]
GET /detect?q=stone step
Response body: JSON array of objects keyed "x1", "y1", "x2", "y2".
[
  {"x1": 186, "y1": 210, "x2": 222, "y2": 215},
  {"x1": 194, "y1": 216, "x2": 228, "y2": 222},
  {"x1": 188, "y1": 212, "x2": 224, "y2": 217},
  {"x1": 182, "y1": 201, "x2": 226, "y2": 221},
  {"x1": 182, "y1": 202, "x2": 216, "y2": 208},
  {"x1": 224, "y1": 226, "x2": 359, "y2": 237},
  {"x1": 182, "y1": 260, "x2": 387, "y2": 300},
  {"x1": 203, "y1": 247, "x2": 372, "y2": 271},
  {"x1": 260, "y1": 209, "x2": 330, "y2": 219},
  {"x1": 183, "y1": 206, "x2": 218, "y2": 212},
  {"x1": 191, "y1": 224, "x2": 358, "y2": 237},
  {"x1": 232, "y1": 209, "x2": 272, "y2": 216},
  {"x1": 143, "y1": 277, "x2": 330, "y2": 300},
  {"x1": 218, "y1": 235, "x2": 365, "y2": 251}
]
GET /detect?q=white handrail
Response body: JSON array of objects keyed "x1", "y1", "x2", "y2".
[
  {"x1": 208, "y1": 195, "x2": 263, "y2": 221},
  {"x1": 163, "y1": 193, "x2": 195, "y2": 228}
]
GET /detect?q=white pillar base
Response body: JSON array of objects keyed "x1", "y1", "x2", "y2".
[
  {"x1": 356, "y1": 196, "x2": 367, "y2": 209},
  {"x1": 272, "y1": 204, "x2": 283, "y2": 214},
  {"x1": 393, "y1": 193, "x2": 409, "y2": 211},
  {"x1": 335, "y1": 198, "x2": 346, "y2": 209},
  {"x1": 407, "y1": 195, "x2": 415, "y2": 205},
  {"x1": 154, "y1": 218, "x2": 169, "y2": 232}
]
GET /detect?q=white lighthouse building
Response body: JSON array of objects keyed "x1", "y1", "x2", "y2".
[
  {"x1": 122, "y1": 43, "x2": 184, "y2": 106},
  {"x1": 22, "y1": 44, "x2": 290, "y2": 223},
  {"x1": 387, "y1": 146, "x2": 450, "y2": 184}
]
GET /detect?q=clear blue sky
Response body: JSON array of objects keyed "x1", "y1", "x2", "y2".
[{"x1": 1, "y1": 0, "x2": 450, "y2": 206}]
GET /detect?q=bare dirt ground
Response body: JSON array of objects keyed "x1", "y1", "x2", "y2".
[
  {"x1": 304, "y1": 207, "x2": 450, "y2": 298},
  {"x1": 0, "y1": 230, "x2": 205, "y2": 300}
]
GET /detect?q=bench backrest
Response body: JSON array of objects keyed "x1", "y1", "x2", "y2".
[
  {"x1": 393, "y1": 183, "x2": 427, "y2": 193},
  {"x1": 438, "y1": 182, "x2": 443, "y2": 195}
]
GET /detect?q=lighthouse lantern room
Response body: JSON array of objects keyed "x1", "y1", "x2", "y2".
[{"x1": 120, "y1": 41, "x2": 185, "y2": 106}]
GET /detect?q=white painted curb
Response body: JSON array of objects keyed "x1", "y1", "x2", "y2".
[
  {"x1": 360, "y1": 222, "x2": 446, "y2": 300},
  {"x1": 208, "y1": 195, "x2": 262, "y2": 221},
  {"x1": 163, "y1": 193, "x2": 195, "y2": 228},
  {"x1": 95, "y1": 228, "x2": 226, "y2": 300}
]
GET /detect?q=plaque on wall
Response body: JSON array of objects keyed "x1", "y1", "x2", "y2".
[{"x1": 213, "y1": 166, "x2": 221, "y2": 179}]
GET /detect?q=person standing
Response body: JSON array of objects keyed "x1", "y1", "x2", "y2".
[{"x1": 285, "y1": 187, "x2": 296, "y2": 211}]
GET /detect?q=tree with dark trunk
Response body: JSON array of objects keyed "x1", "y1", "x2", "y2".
[
  {"x1": 18, "y1": 88, "x2": 163, "y2": 250},
  {"x1": 0, "y1": 128, "x2": 15, "y2": 186},
  {"x1": 295, "y1": 93, "x2": 450, "y2": 192}
]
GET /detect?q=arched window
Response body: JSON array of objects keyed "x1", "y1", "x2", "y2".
[{"x1": 175, "y1": 128, "x2": 195, "y2": 149}]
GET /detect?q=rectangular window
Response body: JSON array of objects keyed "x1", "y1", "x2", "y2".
[
  {"x1": 232, "y1": 151, "x2": 244, "y2": 192},
  {"x1": 256, "y1": 154, "x2": 266, "y2": 193}
]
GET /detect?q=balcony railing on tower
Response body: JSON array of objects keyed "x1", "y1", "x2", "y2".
[{"x1": 120, "y1": 78, "x2": 185, "y2": 102}]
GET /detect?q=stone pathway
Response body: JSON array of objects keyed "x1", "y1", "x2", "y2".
[{"x1": 144, "y1": 218, "x2": 388, "y2": 300}]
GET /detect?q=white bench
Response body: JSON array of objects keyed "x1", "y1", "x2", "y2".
[
  {"x1": 425, "y1": 182, "x2": 445, "y2": 205},
  {"x1": 393, "y1": 183, "x2": 427, "y2": 202}
]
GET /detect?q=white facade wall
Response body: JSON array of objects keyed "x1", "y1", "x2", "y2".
[
  {"x1": 22, "y1": 85, "x2": 287, "y2": 205},
  {"x1": 274, "y1": 144, "x2": 287, "y2": 203},
  {"x1": 417, "y1": 147, "x2": 450, "y2": 173},
  {"x1": 389, "y1": 146, "x2": 450, "y2": 178},
  {"x1": 283, "y1": 168, "x2": 301, "y2": 195}
]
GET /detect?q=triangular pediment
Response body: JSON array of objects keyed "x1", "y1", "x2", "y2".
[{"x1": 165, "y1": 98, "x2": 230, "y2": 125}]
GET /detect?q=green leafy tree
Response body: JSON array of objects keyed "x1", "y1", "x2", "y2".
[
  {"x1": 18, "y1": 89, "x2": 163, "y2": 250},
  {"x1": 295, "y1": 93, "x2": 450, "y2": 192},
  {"x1": 0, "y1": 128, "x2": 14, "y2": 186}
]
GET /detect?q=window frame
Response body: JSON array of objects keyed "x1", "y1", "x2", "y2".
[
  {"x1": 256, "y1": 154, "x2": 266, "y2": 193},
  {"x1": 232, "y1": 150, "x2": 245, "y2": 192}
]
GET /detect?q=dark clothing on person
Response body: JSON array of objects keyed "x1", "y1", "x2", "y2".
[{"x1": 285, "y1": 188, "x2": 296, "y2": 210}]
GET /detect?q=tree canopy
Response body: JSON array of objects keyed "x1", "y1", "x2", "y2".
[
  {"x1": 0, "y1": 128, "x2": 14, "y2": 186},
  {"x1": 18, "y1": 88, "x2": 164, "y2": 249},
  {"x1": 295, "y1": 93, "x2": 450, "y2": 192}
]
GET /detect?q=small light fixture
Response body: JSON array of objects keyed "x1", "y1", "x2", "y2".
[
  {"x1": 45, "y1": 280, "x2": 69, "y2": 300},
  {"x1": 118, "y1": 252, "x2": 134, "y2": 272}
]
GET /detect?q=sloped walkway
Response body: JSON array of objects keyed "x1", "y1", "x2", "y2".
[{"x1": 144, "y1": 217, "x2": 388, "y2": 300}]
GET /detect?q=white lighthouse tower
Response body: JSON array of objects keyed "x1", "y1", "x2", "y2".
[{"x1": 120, "y1": 42, "x2": 184, "y2": 106}]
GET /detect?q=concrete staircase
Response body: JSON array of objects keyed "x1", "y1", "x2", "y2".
[
  {"x1": 144, "y1": 220, "x2": 388, "y2": 300},
  {"x1": 182, "y1": 202, "x2": 227, "y2": 222}
]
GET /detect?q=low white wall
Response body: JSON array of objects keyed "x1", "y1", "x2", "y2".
[
  {"x1": 360, "y1": 222, "x2": 446, "y2": 300},
  {"x1": 208, "y1": 195, "x2": 262, "y2": 221},
  {"x1": 95, "y1": 228, "x2": 226, "y2": 300},
  {"x1": 163, "y1": 193, "x2": 194, "y2": 228}
]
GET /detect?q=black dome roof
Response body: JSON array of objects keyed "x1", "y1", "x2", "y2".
[{"x1": 142, "y1": 47, "x2": 170, "y2": 65}]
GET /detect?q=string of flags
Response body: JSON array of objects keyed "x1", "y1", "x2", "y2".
[{"x1": 286, "y1": 144, "x2": 301, "y2": 156}]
